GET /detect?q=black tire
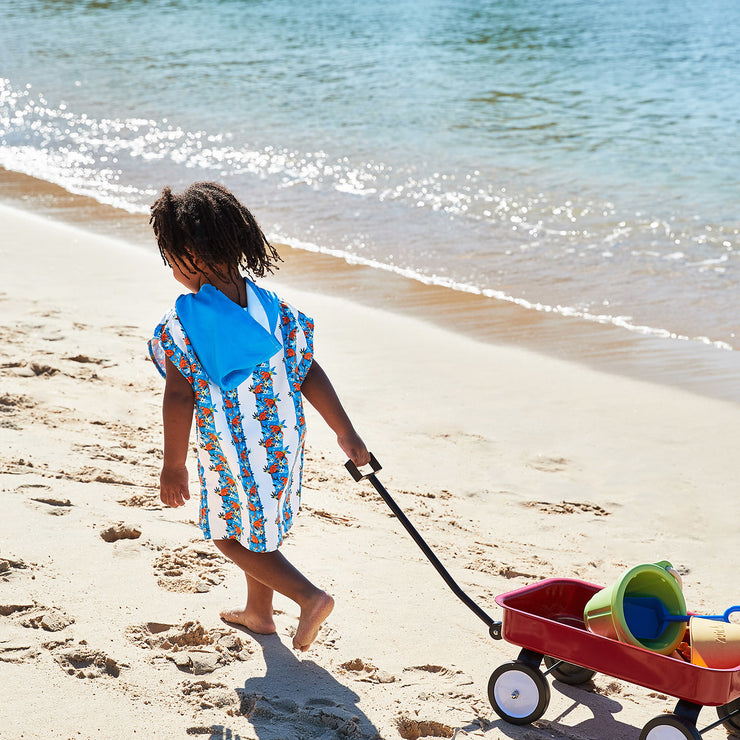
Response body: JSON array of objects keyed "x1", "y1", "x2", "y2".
[
  {"x1": 717, "y1": 698, "x2": 740, "y2": 737},
  {"x1": 543, "y1": 655, "x2": 596, "y2": 685},
  {"x1": 488, "y1": 661, "x2": 550, "y2": 726},
  {"x1": 639, "y1": 714, "x2": 701, "y2": 740}
]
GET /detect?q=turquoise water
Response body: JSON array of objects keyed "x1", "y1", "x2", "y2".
[{"x1": 1, "y1": 0, "x2": 738, "y2": 348}]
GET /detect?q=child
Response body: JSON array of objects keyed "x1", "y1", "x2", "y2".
[{"x1": 147, "y1": 182, "x2": 370, "y2": 651}]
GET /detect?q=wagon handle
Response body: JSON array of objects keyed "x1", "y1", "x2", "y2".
[
  {"x1": 346, "y1": 454, "x2": 502, "y2": 638},
  {"x1": 345, "y1": 453, "x2": 383, "y2": 482}
]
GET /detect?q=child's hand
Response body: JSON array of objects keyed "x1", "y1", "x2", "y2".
[
  {"x1": 338, "y1": 431, "x2": 371, "y2": 468},
  {"x1": 160, "y1": 465, "x2": 191, "y2": 508}
]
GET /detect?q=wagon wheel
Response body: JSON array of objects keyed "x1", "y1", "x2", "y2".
[
  {"x1": 717, "y1": 698, "x2": 740, "y2": 737},
  {"x1": 639, "y1": 714, "x2": 701, "y2": 739},
  {"x1": 543, "y1": 655, "x2": 596, "y2": 685},
  {"x1": 488, "y1": 661, "x2": 550, "y2": 725}
]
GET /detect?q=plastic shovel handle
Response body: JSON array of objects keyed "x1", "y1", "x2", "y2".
[{"x1": 695, "y1": 605, "x2": 740, "y2": 622}]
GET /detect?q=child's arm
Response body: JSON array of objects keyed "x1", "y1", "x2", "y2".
[
  {"x1": 160, "y1": 357, "x2": 195, "y2": 508},
  {"x1": 301, "y1": 360, "x2": 370, "y2": 467}
]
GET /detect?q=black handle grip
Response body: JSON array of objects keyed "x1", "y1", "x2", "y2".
[{"x1": 345, "y1": 453, "x2": 382, "y2": 482}]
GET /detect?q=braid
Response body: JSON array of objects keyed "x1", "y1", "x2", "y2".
[{"x1": 149, "y1": 182, "x2": 281, "y2": 278}]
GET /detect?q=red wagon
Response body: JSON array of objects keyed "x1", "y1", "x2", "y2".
[
  {"x1": 491, "y1": 578, "x2": 740, "y2": 738},
  {"x1": 346, "y1": 458, "x2": 740, "y2": 739}
]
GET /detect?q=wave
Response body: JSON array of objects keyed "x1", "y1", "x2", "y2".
[{"x1": 269, "y1": 232, "x2": 735, "y2": 352}]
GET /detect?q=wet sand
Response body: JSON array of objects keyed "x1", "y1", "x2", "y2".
[{"x1": 2, "y1": 166, "x2": 739, "y2": 404}]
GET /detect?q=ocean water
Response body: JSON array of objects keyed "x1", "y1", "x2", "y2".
[{"x1": 1, "y1": 0, "x2": 738, "y2": 356}]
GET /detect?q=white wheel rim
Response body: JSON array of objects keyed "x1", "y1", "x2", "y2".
[
  {"x1": 645, "y1": 725, "x2": 688, "y2": 739},
  {"x1": 493, "y1": 670, "x2": 541, "y2": 719}
]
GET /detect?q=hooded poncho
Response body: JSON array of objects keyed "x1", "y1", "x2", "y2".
[{"x1": 149, "y1": 279, "x2": 314, "y2": 551}]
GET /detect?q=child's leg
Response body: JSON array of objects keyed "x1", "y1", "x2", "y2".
[
  {"x1": 219, "y1": 571, "x2": 277, "y2": 635},
  {"x1": 214, "y1": 539, "x2": 334, "y2": 651}
]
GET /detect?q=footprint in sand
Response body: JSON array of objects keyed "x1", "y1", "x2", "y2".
[
  {"x1": 1, "y1": 604, "x2": 75, "y2": 633},
  {"x1": 0, "y1": 393, "x2": 34, "y2": 428},
  {"x1": 0, "y1": 638, "x2": 41, "y2": 664},
  {"x1": 105, "y1": 324, "x2": 142, "y2": 339},
  {"x1": 72, "y1": 442, "x2": 126, "y2": 463},
  {"x1": 15, "y1": 483, "x2": 70, "y2": 514},
  {"x1": 311, "y1": 623, "x2": 340, "y2": 650},
  {"x1": 28, "y1": 363, "x2": 59, "y2": 377},
  {"x1": 396, "y1": 667, "x2": 480, "y2": 738},
  {"x1": 29, "y1": 496, "x2": 73, "y2": 515},
  {"x1": 53, "y1": 643, "x2": 123, "y2": 679},
  {"x1": 128, "y1": 620, "x2": 251, "y2": 675},
  {"x1": 228, "y1": 693, "x2": 366, "y2": 737},
  {"x1": 100, "y1": 522, "x2": 142, "y2": 542},
  {"x1": 0, "y1": 457, "x2": 37, "y2": 475},
  {"x1": 593, "y1": 679, "x2": 626, "y2": 697},
  {"x1": 527, "y1": 455, "x2": 570, "y2": 473},
  {"x1": 0, "y1": 362, "x2": 52, "y2": 378},
  {"x1": 152, "y1": 544, "x2": 226, "y2": 593},
  {"x1": 181, "y1": 680, "x2": 239, "y2": 710},
  {"x1": 64, "y1": 354, "x2": 105, "y2": 366},
  {"x1": 0, "y1": 556, "x2": 32, "y2": 581},
  {"x1": 465, "y1": 556, "x2": 543, "y2": 580},
  {"x1": 23, "y1": 608, "x2": 74, "y2": 632},
  {"x1": 305, "y1": 697, "x2": 339, "y2": 708},
  {"x1": 524, "y1": 500, "x2": 611, "y2": 516},
  {"x1": 396, "y1": 717, "x2": 454, "y2": 739},
  {"x1": 341, "y1": 657, "x2": 375, "y2": 672},
  {"x1": 340, "y1": 658, "x2": 395, "y2": 684},
  {"x1": 0, "y1": 320, "x2": 22, "y2": 340},
  {"x1": 0, "y1": 392, "x2": 34, "y2": 411},
  {"x1": 302, "y1": 505, "x2": 358, "y2": 527},
  {"x1": 0, "y1": 604, "x2": 36, "y2": 617},
  {"x1": 404, "y1": 488, "x2": 453, "y2": 501},
  {"x1": 65, "y1": 466, "x2": 136, "y2": 486},
  {"x1": 15, "y1": 483, "x2": 51, "y2": 492},
  {"x1": 118, "y1": 492, "x2": 164, "y2": 510},
  {"x1": 404, "y1": 665, "x2": 477, "y2": 699},
  {"x1": 408, "y1": 664, "x2": 458, "y2": 677}
]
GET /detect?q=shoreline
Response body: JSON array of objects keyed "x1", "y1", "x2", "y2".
[
  {"x1": 2, "y1": 200, "x2": 740, "y2": 738},
  {"x1": 2, "y1": 166, "x2": 739, "y2": 404}
]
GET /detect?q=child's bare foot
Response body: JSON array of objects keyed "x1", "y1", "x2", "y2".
[
  {"x1": 220, "y1": 606, "x2": 277, "y2": 635},
  {"x1": 293, "y1": 591, "x2": 334, "y2": 652}
]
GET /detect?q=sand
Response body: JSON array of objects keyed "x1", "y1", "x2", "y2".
[{"x1": 1, "y1": 202, "x2": 739, "y2": 739}]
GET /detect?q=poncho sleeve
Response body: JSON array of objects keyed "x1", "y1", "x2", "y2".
[
  {"x1": 147, "y1": 308, "x2": 195, "y2": 384},
  {"x1": 278, "y1": 301, "x2": 315, "y2": 389}
]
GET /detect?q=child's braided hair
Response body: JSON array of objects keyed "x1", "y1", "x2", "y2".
[{"x1": 149, "y1": 182, "x2": 281, "y2": 279}]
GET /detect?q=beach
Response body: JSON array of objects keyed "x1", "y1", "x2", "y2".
[
  {"x1": 3, "y1": 0, "x2": 740, "y2": 360},
  {"x1": 1, "y1": 201, "x2": 739, "y2": 739}
]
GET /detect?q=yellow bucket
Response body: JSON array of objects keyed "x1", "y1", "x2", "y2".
[
  {"x1": 583, "y1": 561, "x2": 686, "y2": 655},
  {"x1": 690, "y1": 616, "x2": 740, "y2": 669}
]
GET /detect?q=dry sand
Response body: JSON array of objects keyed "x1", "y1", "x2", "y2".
[{"x1": 1, "y1": 202, "x2": 739, "y2": 739}]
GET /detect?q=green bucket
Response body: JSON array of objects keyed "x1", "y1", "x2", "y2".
[{"x1": 583, "y1": 561, "x2": 686, "y2": 655}]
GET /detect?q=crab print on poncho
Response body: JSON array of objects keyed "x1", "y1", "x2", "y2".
[{"x1": 149, "y1": 282, "x2": 313, "y2": 552}]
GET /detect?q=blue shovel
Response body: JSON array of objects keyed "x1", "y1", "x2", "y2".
[{"x1": 623, "y1": 598, "x2": 740, "y2": 641}]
